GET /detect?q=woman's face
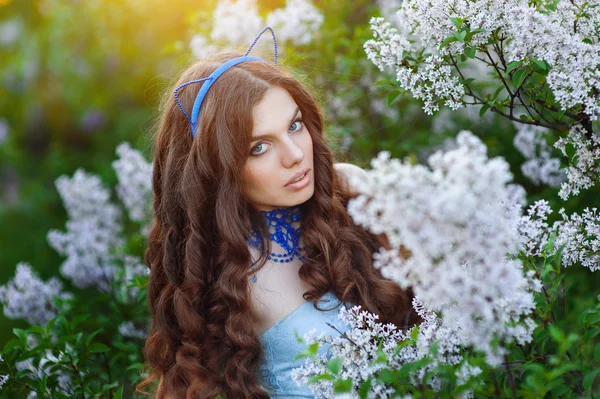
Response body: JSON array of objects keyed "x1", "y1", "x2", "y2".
[{"x1": 242, "y1": 86, "x2": 315, "y2": 211}]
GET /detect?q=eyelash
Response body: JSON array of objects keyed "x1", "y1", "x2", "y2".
[{"x1": 250, "y1": 118, "x2": 304, "y2": 156}]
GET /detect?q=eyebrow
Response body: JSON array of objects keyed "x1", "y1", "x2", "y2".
[{"x1": 251, "y1": 106, "x2": 301, "y2": 143}]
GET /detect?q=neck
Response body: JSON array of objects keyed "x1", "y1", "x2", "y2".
[{"x1": 248, "y1": 205, "x2": 304, "y2": 253}]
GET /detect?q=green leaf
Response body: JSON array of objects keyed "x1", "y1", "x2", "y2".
[
  {"x1": 387, "y1": 90, "x2": 401, "y2": 106},
  {"x1": 549, "y1": 325, "x2": 566, "y2": 344},
  {"x1": 533, "y1": 58, "x2": 548, "y2": 71},
  {"x1": 327, "y1": 357, "x2": 342, "y2": 375},
  {"x1": 450, "y1": 17, "x2": 463, "y2": 30},
  {"x1": 492, "y1": 86, "x2": 505, "y2": 100},
  {"x1": 583, "y1": 369, "x2": 600, "y2": 392},
  {"x1": 455, "y1": 30, "x2": 467, "y2": 43},
  {"x1": 358, "y1": 379, "x2": 372, "y2": 399},
  {"x1": 479, "y1": 103, "x2": 491, "y2": 117},
  {"x1": 88, "y1": 343, "x2": 110, "y2": 353},
  {"x1": 295, "y1": 342, "x2": 320, "y2": 360},
  {"x1": 512, "y1": 69, "x2": 527, "y2": 88},
  {"x1": 375, "y1": 79, "x2": 396, "y2": 88},
  {"x1": 465, "y1": 28, "x2": 486, "y2": 41},
  {"x1": 13, "y1": 328, "x2": 28, "y2": 344},
  {"x1": 464, "y1": 46, "x2": 476, "y2": 59},
  {"x1": 114, "y1": 385, "x2": 124, "y2": 399},
  {"x1": 85, "y1": 328, "x2": 104, "y2": 347},
  {"x1": 506, "y1": 61, "x2": 521, "y2": 74},
  {"x1": 28, "y1": 326, "x2": 46, "y2": 336},
  {"x1": 440, "y1": 36, "x2": 458, "y2": 49},
  {"x1": 69, "y1": 314, "x2": 90, "y2": 330},
  {"x1": 594, "y1": 343, "x2": 600, "y2": 363},
  {"x1": 333, "y1": 378, "x2": 353, "y2": 393}
]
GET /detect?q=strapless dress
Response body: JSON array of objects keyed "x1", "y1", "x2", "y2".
[{"x1": 258, "y1": 292, "x2": 350, "y2": 398}]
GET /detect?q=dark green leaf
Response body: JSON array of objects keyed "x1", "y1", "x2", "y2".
[
  {"x1": 506, "y1": 61, "x2": 521, "y2": 74},
  {"x1": 594, "y1": 343, "x2": 600, "y2": 363},
  {"x1": 583, "y1": 369, "x2": 600, "y2": 392},
  {"x1": 387, "y1": 90, "x2": 401, "y2": 106},
  {"x1": 12, "y1": 328, "x2": 28, "y2": 344},
  {"x1": 85, "y1": 328, "x2": 104, "y2": 347},
  {"x1": 358, "y1": 379, "x2": 372, "y2": 399},
  {"x1": 333, "y1": 378, "x2": 353, "y2": 393},
  {"x1": 69, "y1": 314, "x2": 90, "y2": 330},
  {"x1": 512, "y1": 69, "x2": 527, "y2": 88},
  {"x1": 88, "y1": 343, "x2": 110, "y2": 353}
]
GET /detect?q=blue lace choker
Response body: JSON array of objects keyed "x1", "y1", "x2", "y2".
[{"x1": 247, "y1": 205, "x2": 308, "y2": 282}]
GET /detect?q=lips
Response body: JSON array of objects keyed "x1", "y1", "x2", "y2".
[{"x1": 285, "y1": 168, "x2": 311, "y2": 186}]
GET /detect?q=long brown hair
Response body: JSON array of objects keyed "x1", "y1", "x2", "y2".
[{"x1": 137, "y1": 52, "x2": 417, "y2": 398}]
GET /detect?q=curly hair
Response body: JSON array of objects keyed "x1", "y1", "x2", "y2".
[{"x1": 136, "y1": 52, "x2": 419, "y2": 398}]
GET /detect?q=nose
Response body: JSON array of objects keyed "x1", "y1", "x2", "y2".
[{"x1": 280, "y1": 136, "x2": 304, "y2": 168}]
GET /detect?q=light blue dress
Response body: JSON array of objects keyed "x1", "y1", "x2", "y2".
[{"x1": 258, "y1": 292, "x2": 350, "y2": 398}]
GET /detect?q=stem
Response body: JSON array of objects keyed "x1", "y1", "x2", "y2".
[
  {"x1": 102, "y1": 352, "x2": 114, "y2": 399},
  {"x1": 448, "y1": 54, "x2": 568, "y2": 130},
  {"x1": 504, "y1": 354, "x2": 518, "y2": 399}
]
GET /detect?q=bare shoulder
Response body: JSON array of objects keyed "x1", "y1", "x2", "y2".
[{"x1": 334, "y1": 162, "x2": 368, "y2": 193}]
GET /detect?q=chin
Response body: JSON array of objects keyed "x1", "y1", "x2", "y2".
[{"x1": 281, "y1": 185, "x2": 315, "y2": 208}]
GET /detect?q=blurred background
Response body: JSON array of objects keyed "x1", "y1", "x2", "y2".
[{"x1": 0, "y1": 0, "x2": 589, "y2": 346}]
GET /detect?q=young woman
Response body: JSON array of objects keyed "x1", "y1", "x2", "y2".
[{"x1": 137, "y1": 30, "x2": 417, "y2": 399}]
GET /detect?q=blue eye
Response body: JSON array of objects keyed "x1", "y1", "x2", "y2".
[
  {"x1": 251, "y1": 142, "x2": 269, "y2": 155},
  {"x1": 289, "y1": 120, "x2": 303, "y2": 133}
]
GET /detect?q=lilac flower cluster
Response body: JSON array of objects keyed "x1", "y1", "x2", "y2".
[
  {"x1": 292, "y1": 298, "x2": 481, "y2": 398},
  {"x1": 365, "y1": 0, "x2": 600, "y2": 119},
  {"x1": 513, "y1": 124, "x2": 565, "y2": 187},
  {"x1": 554, "y1": 208, "x2": 600, "y2": 272},
  {"x1": 112, "y1": 142, "x2": 153, "y2": 235},
  {"x1": 190, "y1": 0, "x2": 323, "y2": 58},
  {"x1": 346, "y1": 131, "x2": 537, "y2": 365},
  {"x1": 0, "y1": 263, "x2": 72, "y2": 326},
  {"x1": 47, "y1": 169, "x2": 123, "y2": 291},
  {"x1": 554, "y1": 124, "x2": 600, "y2": 199},
  {"x1": 0, "y1": 144, "x2": 153, "y2": 332}
]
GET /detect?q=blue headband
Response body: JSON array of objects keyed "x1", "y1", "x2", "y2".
[{"x1": 174, "y1": 26, "x2": 279, "y2": 138}]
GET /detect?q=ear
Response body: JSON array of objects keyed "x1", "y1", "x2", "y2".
[{"x1": 334, "y1": 162, "x2": 368, "y2": 194}]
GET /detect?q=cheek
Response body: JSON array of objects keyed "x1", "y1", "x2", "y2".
[{"x1": 243, "y1": 162, "x2": 271, "y2": 197}]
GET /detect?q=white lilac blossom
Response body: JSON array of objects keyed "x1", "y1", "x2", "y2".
[
  {"x1": 47, "y1": 169, "x2": 123, "y2": 290},
  {"x1": 517, "y1": 200, "x2": 553, "y2": 258},
  {"x1": 16, "y1": 347, "x2": 75, "y2": 398},
  {"x1": 554, "y1": 124, "x2": 600, "y2": 199},
  {"x1": 365, "y1": 1, "x2": 600, "y2": 120},
  {"x1": 365, "y1": 18, "x2": 464, "y2": 115},
  {"x1": 513, "y1": 124, "x2": 565, "y2": 187},
  {"x1": 346, "y1": 131, "x2": 536, "y2": 365},
  {"x1": 112, "y1": 143, "x2": 153, "y2": 234},
  {"x1": 266, "y1": 0, "x2": 323, "y2": 46},
  {"x1": 377, "y1": 0, "x2": 402, "y2": 21},
  {"x1": 554, "y1": 208, "x2": 600, "y2": 272},
  {"x1": 210, "y1": 0, "x2": 263, "y2": 46},
  {"x1": 115, "y1": 255, "x2": 149, "y2": 305},
  {"x1": 0, "y1": 263, "x2": 72, "y2": 326},
  {"x1": 0, "y1": 374, "x2": 7, "y2": 390},
  {"x1": 190, "y1": 34, "x2": 219, "y2": 60},
  {"x1": 118, "y1": 320, "x2": 148, "y2": 340},
  {"x1": 292, "y1": 298, "x2": 477, "y2": 398}
]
